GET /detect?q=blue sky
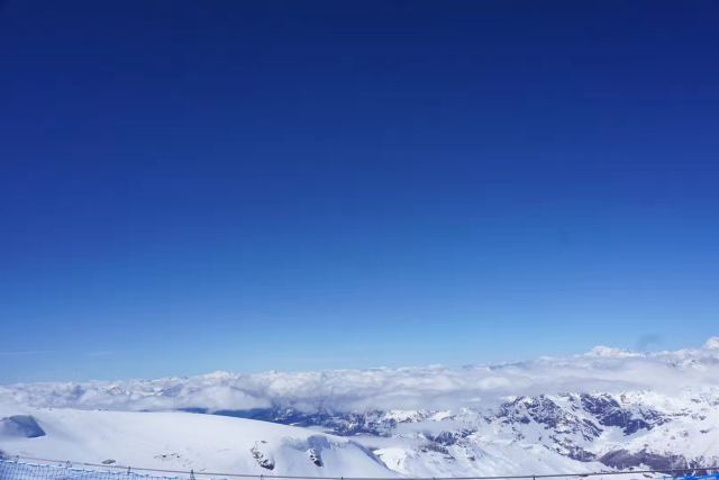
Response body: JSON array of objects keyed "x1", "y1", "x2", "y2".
[{"x1": 1, "y1": 1, "x2": 718, "y2": 383}]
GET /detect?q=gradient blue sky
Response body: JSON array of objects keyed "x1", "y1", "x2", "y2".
[{"x1": 1, "y1": 1, "x2": 718, "y2": 383}]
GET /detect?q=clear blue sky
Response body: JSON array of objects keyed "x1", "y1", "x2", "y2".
[{"x1": 1, "y1": 1, "x2": 718, "y2": 383}]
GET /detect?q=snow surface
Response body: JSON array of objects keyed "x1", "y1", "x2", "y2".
[{"x1": 0, "y1": 401, "x2": 393, "y2": 477}]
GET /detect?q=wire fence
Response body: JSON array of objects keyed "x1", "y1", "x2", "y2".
[
  {"x1": 2, "y1": 457, "x2": 719, "y2": 480},
  {"x1": 0, "y1": 459, "x2": 190, "y2": 480}
]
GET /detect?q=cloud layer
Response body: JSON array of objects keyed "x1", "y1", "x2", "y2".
[{"x1": 2, "y1": 338, "x2": 719, "y2": 412}]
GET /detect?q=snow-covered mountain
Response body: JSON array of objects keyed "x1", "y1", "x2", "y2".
[
  {"x1": 0, "y1": 401, "x2": 394, "y2": 477},
  {"x1": 2, "y1": 338, "x2": 719, "y2": 477}
]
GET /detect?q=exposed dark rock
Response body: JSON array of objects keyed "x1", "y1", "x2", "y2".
[
  {"x1": 600, "y1": 449, "x2": 689, "y2": 472},
  {"x1": 424, "y1": 429, "x2": 473, "y2": 446},
  {"x1": 208, "y1": 407, "x2": 396, "y2": 436},
  {"x1": 419, "y1": 443, "x2": 455, "y2": 461},
  {"x1": 580, "y1": 394, "x2": 666, "y2": 435},
  {"x1": 250, "y1": 444, "x2": 275, "y2": 470},
  {"x1": 308, "y1": 448, "x2": 323, "y2": 467},
  {"x1": 498, "y1": 396, "x2": 601, "y2": 441},
  {"x1": 565, "y1": 446, "x2": 597, "y2": 462},
  {"x1": 0, "y1": 415, "x2": 45, "y2": 438}
]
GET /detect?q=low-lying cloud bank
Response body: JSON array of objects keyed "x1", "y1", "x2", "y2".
[{"x1": 2, "y1": 337, "x2": 719, "y2": 413}]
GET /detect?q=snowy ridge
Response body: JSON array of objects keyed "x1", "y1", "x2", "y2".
[
  {"x1": 2, "y1": 338, "x2": 719, "y2": 477},
  {"x1": 0, "y1": 403, "x2": 394, "y2": 477}
]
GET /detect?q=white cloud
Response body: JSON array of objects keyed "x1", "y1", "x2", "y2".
[{"x1": 2, "y1": 337, "x2": 719, "y2": 412}]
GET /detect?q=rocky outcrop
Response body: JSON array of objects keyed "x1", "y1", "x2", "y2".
[{"x1": 0, "y1": 415, "x2": 45, "y2": 438}]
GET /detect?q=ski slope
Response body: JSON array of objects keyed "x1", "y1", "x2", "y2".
[{"x1": 0, "y1": 401, "x2": 394, "y2": 477}]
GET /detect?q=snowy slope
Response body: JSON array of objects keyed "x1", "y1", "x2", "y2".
[
  {"x1": 0, "y1": 401, "x2": 394, "y2": 477},
  {"x1": 0, "y1": 401, "x2": 612, "y2": 478}
]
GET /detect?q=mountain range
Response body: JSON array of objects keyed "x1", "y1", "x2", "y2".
[{"x1": 2, "y1": 338, "x2": 719, "y2": 477}]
